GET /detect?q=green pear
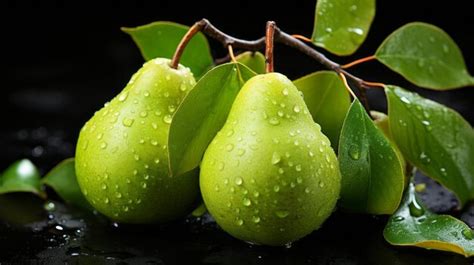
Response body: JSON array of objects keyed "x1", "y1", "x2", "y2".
[
  {"x1": 75, "y1": 58, "x2": 200, "y2": 223},
  {"x1": 200, "y1": 73, "x2": 341, "y2": 246}
]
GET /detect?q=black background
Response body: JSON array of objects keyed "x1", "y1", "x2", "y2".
[{"x1": 0, "y1": 0, "x2": 473, "y2": 170}]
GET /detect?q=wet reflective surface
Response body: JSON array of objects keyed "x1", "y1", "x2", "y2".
[{"x1": 1, "y1": 126, "x2": 474, "y2": 264}]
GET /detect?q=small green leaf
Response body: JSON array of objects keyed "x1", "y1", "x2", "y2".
[
  {"x1": 312, "y1": 0, "x2": 375, "y2": 55},
  {"x1": 122, "y1": 21, "x2": 214, "y2": 78},
  {"x1": 191, "y1": 203, "x2": 207, "y2": 217},
  {"x1": 376, "y1": 22, "x2": 474, "y2": 90},
  {"x1": 42, "y1": 158, "x2": 92, "y2": 211},
  {"x1": 386, "y1": 85, "x2": 474, "y2": 206},
  {"x1": 293, "y1": 71, "x2": 351, "y2": 148},
  {"x1": 384, "y1": 180, "x2": 474, "y2": 257},
  {"x1": 0, "y1": 159, "x2": 44, "y2": 197},
  {"x1": 235, "y1": 51, "x2": 266, "y2": 74},
  {"x1": 168, "y1": 63, "x2": 256, "y2": 176},
  {"x1": 338, "y1": 100, "x2": 405, "y2": 214}
]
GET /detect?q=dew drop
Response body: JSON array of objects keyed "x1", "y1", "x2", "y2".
[
  {"x1": 235, "y1": 219, "x2": 244, "y2": 226},
  {"x1": 275, "y1": 210, "x2": 289, "y2": 218},
  {"x1": 462, "y1": 228, "x2": 473, "y2": 240},
  {"x1": 252, "y1": 216, "x2": 261, "y2": 223},
  {"x1": 269, "y1": 117, "x2": 280, "y2": 125},
  {"x1": 118, "y1": 92, "x2": 128, "y2": 102},
  {"x1": 349, "y1": 145, "x2": 360, "y2": 160},
  {"x1": 273, "y1": 185, "x2": 280, "y2": 192},
  {"x1": 393, "y1": 216, "x2": 405, "y2": 222},
  {"x1": 282, "y1": 88, "x2": 289, "y2": 96},
  {"x1": 293, "y1": 105, "x2": 301, "y2": 113},
  {"x1": 235, "y1": 177, "x2": 243, "y2": 186},
  {"x1": 122, "y1": 118, "x2": 134, "y2": 127},
  {"x1": 100, "y1": 142, "x2": 108, "y2": 149},
  {"x1": 163, "y1": 115, "x2": 172, "y2": 124},
  {"x1": 140, "y1": 111, "x2": 148, "y2": 117},
  {"x1": 408, "y1": 199, "x2": 425, "y2": 217},
  {"x1": 218, "y1": 162, "x2": 225, "y2": 171},
  {"x1": 243, "y1": 198, "x2": 252, "y2": 206},
  {"x1": 419, "y1": 152, "x2": 431, "y2": 165},
  {"x1": 295, "y1": 164, "x2": 302, "y2": 172},
  {"x1": 272, "y1": 152, "x2": 282, "y2": 165},
  {"x1": 226, "y1": 144, "x2": 234, "y2": 151}
]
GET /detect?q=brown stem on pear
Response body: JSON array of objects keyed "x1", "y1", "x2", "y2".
[
  {"x1": 170, "y1": 20, "x2": 207, "y2": 69},
  {"x1": 265, "y1": 21, "x2": 276, "y2": 73}
]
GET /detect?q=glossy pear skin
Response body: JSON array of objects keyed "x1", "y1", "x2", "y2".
[
  {"x1": 200, "y1": 73, "x2": 341, "y2": 246},
  {"x1": 76, "y1": 58, "x2": 199, "y2": 223}
]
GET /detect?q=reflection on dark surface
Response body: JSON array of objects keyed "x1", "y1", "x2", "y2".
[
  {"x1": 0, "y1": 128, "x2": 473, "y2": 264},
  {"x1": 0, "y1": 193, "x2": 473, "y2": 265}
]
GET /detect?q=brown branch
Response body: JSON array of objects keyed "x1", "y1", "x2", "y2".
[
  {"x1": 179, "y1": 19, "x2": 382, "y2": 98},
  {"x1": 265, "y1": 21, "x2": 276, "y2": 73}
]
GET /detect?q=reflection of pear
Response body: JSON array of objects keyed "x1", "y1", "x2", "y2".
[
  {"x1": 76, "y1": 58, "x2": 199, "y2": 223},
  {"x1": 200, "y1": 73, "x2": 341, "y2": 246}
]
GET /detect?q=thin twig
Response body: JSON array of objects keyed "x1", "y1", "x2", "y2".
[
  {"x1": 291, "y1": 34, "x2": 313, "y2": 43},
  {"x1": 265, "y1": 21, "x2": 276, "y2": 73},
  {"x1": 176, "y1": 19, "x2": 383, "y2": 97},
  {"x1": 227, "y1": 45, "x2": 237, "y2": 63},
  {"x1": 341, "y1": 55, "x2": 376, "y2": 69}
]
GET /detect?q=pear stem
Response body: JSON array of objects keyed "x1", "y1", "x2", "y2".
[
  {"x1": 265, "y1": 21, "x2": 276, "y2": 73},
  {"x1": 170, "y1": 20, "x2": 207, "y2": 69}
]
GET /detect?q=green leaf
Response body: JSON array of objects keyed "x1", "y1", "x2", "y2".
[
  {"x1": 42, "y1": 158, "x2": 93, "y2": 211},
  {"x1": 0, "y1": 159, "x2": 45, "y2": 197},
  {"x1": 235, "y1": 51, "x2": 266, "y2": 74},
  {"x1": 168, "y1": 63, "x2": 256, "y2": 176},
  {"x1": 312, "y1": 0, "x2": 375, "y2": 55},
  {"x1": 386, "y1": 85, "x2": 474, "y2": 206},
  {"x1": 293, "y1": 71, "x2": 351, "y2": 148},
  {"x1": 338, "y1": 100, "x2": 405, "y2": 214},
  {"x1": 384, "y1": 180, "x2": 474, "y2": 257},
  {"x1": 122, "y1": 21, "x2": 214, "y2": 78},
  {"x1": 375, "y1": 22, "x2": 474, "y2": 90}
]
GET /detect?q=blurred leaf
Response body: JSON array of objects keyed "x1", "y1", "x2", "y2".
[
  {"x1": 338, "y1": 100, "x2": 405, "y2": 214},
  {"x1": 312, "y1": 0, "x2": 375, "y2": 55},
  {"x1": 293, "y1": 71, "x2": 351, "y2": 148},
  {"x1": 235, "y1": 51, "x2": 266, "y2": 74},
  {"x1": 191, "y1": 203, "x2": 207, "y2": 217},
  {"x1": 0, "y1": 159, "x2": 44, "y2": 198},
  {"x1": 122, "y1": 21, "x2": 214, "y2": 78},
  {"x1": 386, "y1": 85, "x2": 474, "y2": 206},
  {"x1": 384, "y1": 180, "x2": 474, "y2": 257},
  {"x1": 42, "y1": 158, "x2": 93, "y2": 211},
  {"x1": 168, "y1": 63, "x2": 256, "y2": 176},
  {"x1": 376, "y1": 22, "x2": 474, "y2": 90}
]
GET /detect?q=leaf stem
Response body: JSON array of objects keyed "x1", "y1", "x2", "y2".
[
  {"x1": 265, "y1": 21, "x2": 276, "y2": 73},
  {"x1": 227, "y1": 45, "x2": 237, "y2": 63},
  {"x1": 341, "y1": 55, "x2": 376, "y2": 69}
]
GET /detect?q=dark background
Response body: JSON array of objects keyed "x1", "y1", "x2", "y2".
[
  {"x1": 0, "y1": 0, "x2": 473, "y2": 171},
  {"x1": 0, "y1": 2, "x2": 474, "y2": 264}
]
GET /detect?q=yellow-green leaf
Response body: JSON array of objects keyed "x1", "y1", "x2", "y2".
[{"x1": 384, "y1": 181, "x2": 474, "y2": 257}]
